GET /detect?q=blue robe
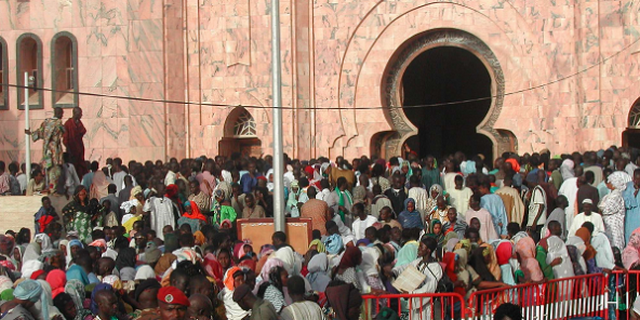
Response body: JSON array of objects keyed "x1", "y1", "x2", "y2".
[
  {"x1": 481, "y1": 194, "x2": 508, "y2": 236},
  {"x1": 624, "y1": 181, "x2": 640, "y2": 244}
]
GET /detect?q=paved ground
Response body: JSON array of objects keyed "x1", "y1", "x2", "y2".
[{"x1": 0, "y1": 195, "x2": 70, "y2": 234}]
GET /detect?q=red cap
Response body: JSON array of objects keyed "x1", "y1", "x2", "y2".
[{"x1": 157, "y1": 286, "x2": 190, "y2": 306}]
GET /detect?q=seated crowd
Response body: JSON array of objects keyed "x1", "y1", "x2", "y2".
[{"x1": 0, "y1": 146, "x2": 639, "y2": 320}]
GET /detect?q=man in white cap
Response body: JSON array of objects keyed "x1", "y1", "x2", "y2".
[{"x1": 568, "y1": 199, "x2": 605, "y2": 237}]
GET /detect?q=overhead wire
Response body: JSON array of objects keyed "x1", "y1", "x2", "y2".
[{"x1": 3, "y1": 34, "x2": 639, "y2": 111}]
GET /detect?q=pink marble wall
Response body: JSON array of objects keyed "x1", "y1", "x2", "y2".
[{"x1": 1, "y1": 0, "x2": 639, "y2": 164}]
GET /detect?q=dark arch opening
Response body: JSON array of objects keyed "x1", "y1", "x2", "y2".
[{"x1": 401, "y1": 46, "x2": 493, "y2": 161}]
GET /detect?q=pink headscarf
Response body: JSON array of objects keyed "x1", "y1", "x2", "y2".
[
  {"x1": 516, "y1": 237, "x2": 543, "y2": 282},
  {"x1": 202, "y1": 253, "x2": 224, "y2": 289},
  {"x1": 46, "y1": 269, "x2": 67, "y2": 299},
  {"x1": 259, "y1": 258, "x2": 284, "y2": 283},
  {"x1": 89, "y1": 239, "x2": 107, "y2": 251}
]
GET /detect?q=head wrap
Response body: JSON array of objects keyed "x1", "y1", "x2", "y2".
[
  {"x1": 130, "y1": 186, "x2": 143, "y2": 199},
  {"x1": 89, "y1": 239, "x2": 107, "y2": 251},
  {"x1": 258, "y1": 244, "x2": 275, "y2": 259},
  {"x1": 183, "y1": 201, "x2": 207, "y2": 222},
  {"x1": 64, "y1": 279, "x2": 86, "y2": 315},
  {"x1": 324, "y1": 234, "x2": 343, "y2": 255},
  {"x1": 193, "y1": 231, "x2": 206, "y2": 246},
  {"x1": 14, "y1": 279, "x2": 43, "y2": 302},
  {"x1": 143, "y1": 242, "x2": 161, "y2": 264},
  {"x1": 307, "y1": 253, "x2": 328, "y2": 285},
  {"x1": 165, "y1": 184, "x2": 179, "y2": 199},
  {"x1": 505, "y1": 158, "x2": 521, "y2": 173},
  {"x1": 66, "y1": 265, "x2": 90, "y2": 286},
  {"x1": 134, "y1": 265, "x2": 156, "y2": 281},
  {"x1": 560, "y1": 159, "x2": 575, "y2": 180},
  {"x1": 274, "y1": 246, "x2": 301, "y2": 276},
  {"x1": 575, "y1": 228, "x2": 597, "y2": 260},
  {"x1": 495, "y1": 241, "x2": 513, "y2": 266},
  {"x1": 607, "y1": 171, "x2": 629, "y2": 191},
  {"x1": 259, "y1": 258, "x2": 284, "y2": 285},
  {"x1": 119, "y1": 267, "x2": 136, "y2": 281},
  {"x1": 19, "y1": 279, "x2": 49, "y2": 320},
  {"x1": 339, "y1": 246, "x2": 362, "y2": 269},
  {"x1": 223, "y1": 267, "x2": 242, "y2": 291},
  {"x1": 46, "y1": 270, "x2": 67, "y2": 299},
  {"x1": 202, "y1": 254, "x2": 224, "y2": 286}
]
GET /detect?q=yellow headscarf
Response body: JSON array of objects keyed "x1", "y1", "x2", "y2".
[{"x1": 309, "y1": 239, "x2": 326, "y2": 253}]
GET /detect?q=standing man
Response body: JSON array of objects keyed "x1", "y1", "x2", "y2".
[
  {"x1": 63, "y1": 107, "x2": 87, "y2": 178},
  {"x1": 26, "y1": 107, "x2": 65, "y2": 193}
]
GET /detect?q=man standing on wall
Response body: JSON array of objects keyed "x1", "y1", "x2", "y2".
[
  {"x1": 26, "y1": 107, "x2": 65, "y2": 194},
  {"x1": 63, "y1": 107, "x2": 87, "y2": 178}
]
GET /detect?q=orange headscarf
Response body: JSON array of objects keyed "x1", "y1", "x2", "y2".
[
  {"x1": 575, "y1": 227, "x2": 597, "y2": 260},
  {"x1": 224, "y1": 267, "x2": 242, "y2": 291},
  {"x1": 505, "y1": 158, "x2": 520, "y2": 173}
]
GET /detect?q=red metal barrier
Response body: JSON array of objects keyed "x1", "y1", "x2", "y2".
[
  {"x1": 467, "y1": 273, "x2": 607, "y2": 319},
  {"x1": 360, "y1": 274, "x2": 608, "y2": 319},
  {"x1": 361, "y1": 292, "x2": 466, "y2": 320}
]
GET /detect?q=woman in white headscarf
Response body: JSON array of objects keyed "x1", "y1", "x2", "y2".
[
  {"x1": 560, "y1": 159, "x2": 575, "y2": 181},
  {"x1": 547, "y1": 235, "x2": 575, "y2": 279},
  {"x1": 22, "y1": 234, "x2": 54, "y2": 263},
  {"x1": 599, "y1": 172, "x2": 628, "y2": 249}
]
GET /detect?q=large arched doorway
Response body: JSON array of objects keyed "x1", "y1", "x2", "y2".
[
  {"x1": 401, "y1": 46, "x2": 493, "y2": 159},
  {"x1": 378, "y1": 29, "x2": 515, "y2": 162},
  {"x1": 219, "y1": 108, "x2": 262, "y2": 157}
]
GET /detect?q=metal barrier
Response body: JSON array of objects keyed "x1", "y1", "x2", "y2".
[
  {"x1": 361, "y1": 292, "x2": 466, "y2": 320},
  {"x1": 360, "y1": 274, "x2": 608, "y2": 319},
  {"x1": 610, "y1": 270, "x2": 640, "y2": 320},
  {"x1": 467, "y1": 273, "x2": 607, "y2": 320}
]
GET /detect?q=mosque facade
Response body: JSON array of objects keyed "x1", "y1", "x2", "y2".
[{"x1": 1, "y1": 0, "x2": 640, "y2": 163}]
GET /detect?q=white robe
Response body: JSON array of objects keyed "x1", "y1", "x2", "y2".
[
  {"x1": 567, "y1": 212, "x2": 605, "y2": 238},
  {"x1": 143, "y1": 196, "x2": 177, "y2": 240},
  {"x1": 558, "y1": 177, "x2": 579, "y2": 230}
]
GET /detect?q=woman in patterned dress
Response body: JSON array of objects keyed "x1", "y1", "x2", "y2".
[
  {"x1": 62, "y1": 186, "x2": 91, "y2": 243},
  {"x1": 599, "y1": 172, "x2": 628, "y2": 250}
]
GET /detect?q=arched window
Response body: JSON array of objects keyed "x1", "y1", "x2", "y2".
[
  {"x1": 233, "y1": 109, "x2": 257, "y2": 137},
  {"x1": 0, "y1": 37, "x2": 7, "y2": 110},
  {"x1": 51, "y1": 32, "x2": 78, "y2": 108},
  {"x1": 629, "y1": 101, "x2": 640, "y2": 129},
  {"x1": 16, "y1": 33, "x2": 43, "y2": 109}
]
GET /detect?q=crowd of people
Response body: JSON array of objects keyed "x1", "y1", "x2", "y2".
[{"x1": 2, "y1": 114, "x2": 640, "y2": 319}]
